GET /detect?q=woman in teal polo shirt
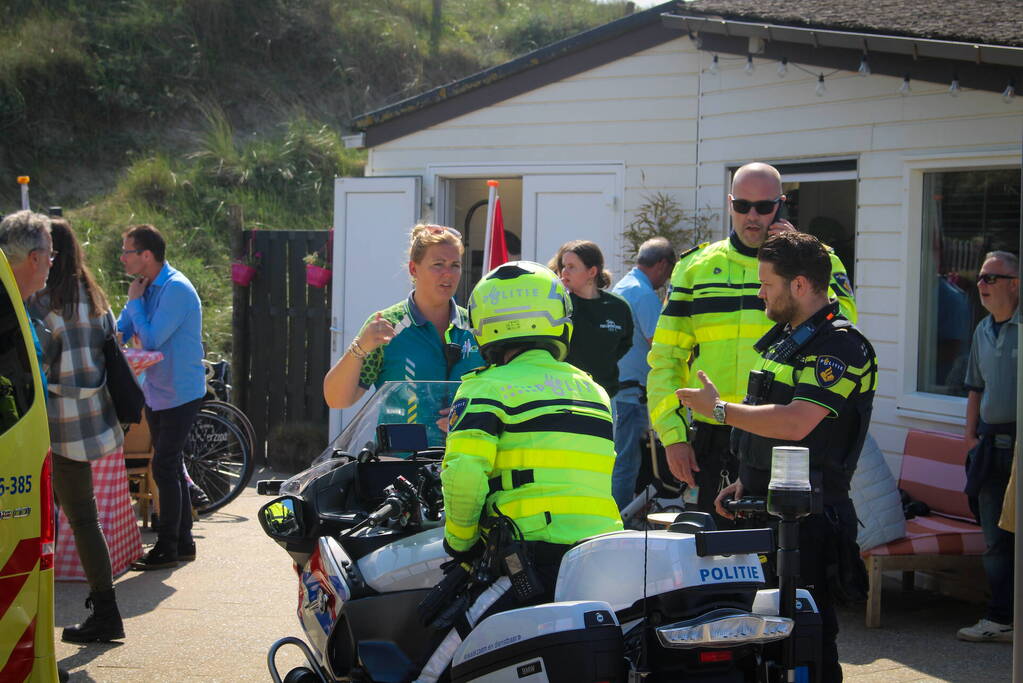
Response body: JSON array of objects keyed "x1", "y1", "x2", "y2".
[{"x1": 323, "y1": 224, "x2": 482, "y2": 443}]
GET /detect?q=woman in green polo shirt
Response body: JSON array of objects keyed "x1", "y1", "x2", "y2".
[
  {"x1": 549, "y1": 240, "x2": 633, "y2": 397},
  {"x1": 323, "y1": 224, "x2": 482, "y2": 441}
]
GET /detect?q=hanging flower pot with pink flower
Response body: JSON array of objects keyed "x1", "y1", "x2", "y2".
[
  {"x1": 305, "y1": 262, "x2": 331, "y2": 288},
  {"x1": 304, "y1": 230, "x2": 333, "y2": 288},
  {"x1": 231, "y1": 231, "x2": 261, "y2": 287},
  {"x1": 231, "y1": 262, "x2": 258, "y2": 286}
]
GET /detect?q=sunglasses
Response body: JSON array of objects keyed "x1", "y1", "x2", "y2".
[
  {"x1": 423, "y1": 225, "x2": 462, "y2": 240},
  {"x1": 978, "y1": 273, "x2": 1018, "y2": 284},
  {"x1": 731, "y1": 197, "x2": 783, "y2": 215},
  {"x1": 121, "y1": 248, "x2": 145, "y2": 255}
]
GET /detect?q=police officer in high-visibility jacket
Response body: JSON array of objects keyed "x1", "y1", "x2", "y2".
[
  {"x1": 647, "y1": 162, "x2": 856, "y2": 528},
  {"x1": 417, "y1": 261, "x2": 622, "y2": 682},
  {"x1": 679, "y1": 232, "x2": 876, "y2": 683}
]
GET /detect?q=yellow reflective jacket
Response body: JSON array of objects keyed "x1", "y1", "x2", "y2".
[
  {"x1": 442, "y1": 349, "x2": 623, "y2": 552},
  {"x1": 647, "y1": 233, "x2": 857, "y2": 446}
]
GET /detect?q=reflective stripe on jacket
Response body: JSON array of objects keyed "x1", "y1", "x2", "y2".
[
  {"x1": 647, "y1": 234, "x2": 857, "y2": 446},
  {"x1": 442, "y1": 349, "x2": 623, "y2": 552}
]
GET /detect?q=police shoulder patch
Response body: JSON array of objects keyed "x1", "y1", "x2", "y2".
[
  {"x1": 832, "y1": 272, "x2": 854, "y2": 297},
  {"x1": 678, "y1": 242, "x2": 708, "y2": 261},
  {"x1": 815, "y1": 355, "x2": 847, "y2": 389},
  {"x1": 448, "y1": 398, "x2": 469, "y2": 430}
]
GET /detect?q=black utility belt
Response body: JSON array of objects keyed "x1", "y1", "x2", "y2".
[{"x1": 619, "y1": 380, "x2": 647, "y2": 404}]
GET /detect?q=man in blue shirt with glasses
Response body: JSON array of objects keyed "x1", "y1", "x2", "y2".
[{"x1": 117, "y1": 224, "x2": 205, "y2": 570}]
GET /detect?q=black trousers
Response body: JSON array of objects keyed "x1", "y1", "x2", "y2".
[
  {"x1": 419, "y1": 543, "x2": 568, "y2": 682},
  {"x1": 742, "y1": 498, "x2": 857, "y2": 683},
  {"x1": 690, "y1": 421, "x2": 738, "y2": 530},
  {"x1": 146, "y1": 398, "x2": 203, "y2": 549}
]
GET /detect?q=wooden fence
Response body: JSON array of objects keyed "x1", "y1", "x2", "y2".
[{"x1": 232, "y1": 229, "x2": 332, "y2": 465}]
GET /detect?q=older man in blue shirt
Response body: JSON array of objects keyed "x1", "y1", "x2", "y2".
[
  {"x1": 609, "y1": 237, "x2": 676, "y2": 509},
  {"x1": 958, "y1": 250, "x2": 1019, "y2": 643},
  {"x1": 117, "y1": 224, "x2": 205, "y2": 570}
]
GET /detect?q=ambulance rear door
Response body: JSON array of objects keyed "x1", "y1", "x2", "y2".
[{"x1": 0, "y1": 249, "x2": 56, "y2": 682}]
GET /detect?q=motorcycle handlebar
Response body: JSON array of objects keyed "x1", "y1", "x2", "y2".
[{"x1": 367, "y1": 498, "x2": 401, "y2": 526}]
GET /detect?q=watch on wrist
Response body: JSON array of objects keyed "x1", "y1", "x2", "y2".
[{"x1": 712, "y1": 400, "x2": 728, "y2": 424}]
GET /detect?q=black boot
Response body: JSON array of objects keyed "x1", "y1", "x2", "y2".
[{"x1": 62, "y1": 589, "x2": 125, "y2": 643}]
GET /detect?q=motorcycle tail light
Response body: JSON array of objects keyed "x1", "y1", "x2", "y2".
[
  {"x1": 656, "y1": 611, "x2": 793, "y2": 648},
  {"x1": 699, "y1": 650, "x2": 734, "y2": 663}
]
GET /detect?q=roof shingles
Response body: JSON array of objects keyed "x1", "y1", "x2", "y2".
[{"x1": 682, "y1": 0, "x2": 1023, "y2": 49}]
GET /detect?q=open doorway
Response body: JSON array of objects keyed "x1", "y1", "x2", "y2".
[
  {"x1": 447, "y1": 177, "x2": 523, "y2": 303},
  {"x1": 783, "y1": 179, "x2": 857, "y2": 283}
]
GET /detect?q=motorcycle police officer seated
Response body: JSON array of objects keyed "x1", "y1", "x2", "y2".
[
  {"x1": 417, "y1": 261, "x2": 623, "y2": 682},
  {"x1": 679, "y1": 232, "x2": 876, "y2": 683}
]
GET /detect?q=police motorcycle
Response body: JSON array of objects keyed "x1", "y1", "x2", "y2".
[{"x1": 258, "y1": 379, "x2": 824, "y2": 683}]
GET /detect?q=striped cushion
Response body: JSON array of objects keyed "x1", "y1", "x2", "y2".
[
  {"x1": 900, "y1": 430, "x2": 974, "y2": 521},
  {"x1": 863, "y1": 514, "x2": 985, "y2": 557}
]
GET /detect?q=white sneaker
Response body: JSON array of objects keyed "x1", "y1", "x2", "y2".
[{"x1": 956, "y1": 619, "x2": 1013, "y2": 642}]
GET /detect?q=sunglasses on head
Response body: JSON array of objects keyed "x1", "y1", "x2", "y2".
[
  {"x1": 424, "y1": 225, "x2": 462, "y2": 240},
  {"x1": 731, "y1": 197, "x2": 783, "y2": 215},
  {"x1": 978, "y1": 273, "x2": 1018, "y2": 284}
]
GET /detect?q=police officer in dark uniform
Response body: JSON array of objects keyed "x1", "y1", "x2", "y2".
[{"x1": 678, "y1": 231, "x2": 876, "y2": 683}]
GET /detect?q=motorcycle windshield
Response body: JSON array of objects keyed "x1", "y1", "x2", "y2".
[{"x1": 286, "y1": 381, "x2": 459, "y2": 494}]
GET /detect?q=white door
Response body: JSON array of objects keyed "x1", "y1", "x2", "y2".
[
  {"x1": 330, "y1": 177, "x2": 421, "y2": 438},
  {"x1": 521, "y1": 173, "x2": 621, "y2": 272}
]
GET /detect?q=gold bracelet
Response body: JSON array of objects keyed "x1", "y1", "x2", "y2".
[
  {"x1": 349, "y1": 339, "x2": 367, "y2": 360},
  {"x1": 352, "y1": 338, "x2": 369, "y2": 357}
]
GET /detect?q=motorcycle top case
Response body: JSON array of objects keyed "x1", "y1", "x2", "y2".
[
  {"x1": 555, "y1": 531, "x2": 764, "y2": 612},
  {"x1": 451, "y1": 601, "x2": 624, "y2": 683}
]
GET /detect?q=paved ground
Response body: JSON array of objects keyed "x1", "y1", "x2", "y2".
[{"x1": 54, "y1": 469, "x2": 1013, "y2": 681}]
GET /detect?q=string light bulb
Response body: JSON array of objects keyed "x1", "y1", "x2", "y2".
[
  {"x1": 744, "y1": 54, "x2": 755, "y2": 75},
  {"x1": 708, "y1": 54, "x2": 719, "y2": 76},
  {"x1": 949, "y1": 75, "x2": 961, "y2": 97},
  {"x1": 815, "y1": 73, "x2": 826, "y2": 97},
  {"x1": 1003, "y1": 79, "x2": 1016, "y2": 103},
  {"x1": 858, "y1": 54, "x2": 870, "y2": 76},
  {"x1": 899, "y1": 74, "x2": 912, "y2": 96},
  {"x1": 777, "y1": 57, "x2": 788, "y2": 78}
]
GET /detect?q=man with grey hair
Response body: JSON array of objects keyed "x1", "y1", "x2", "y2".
[
  {"x1": 959, "y1": 249, "x2": 1019, "y2": 642},
  {"x1": 0, "y1": 210, "x2": 54, "y2": 380},
  {"x1": 0, "y1": 210, "x2": 54, "y2": 302},
  {"x1": 609, "y1": 236, "x2": 677, "y2": 509}
]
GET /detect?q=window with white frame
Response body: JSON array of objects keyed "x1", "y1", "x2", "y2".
[{"x1": 917, "y1": 167, "x2": 1021, "y2": 396}]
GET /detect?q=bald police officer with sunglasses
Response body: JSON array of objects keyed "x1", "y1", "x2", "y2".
[{"x1": 647, "y1": 162, "x2": 856, "y2": 528}]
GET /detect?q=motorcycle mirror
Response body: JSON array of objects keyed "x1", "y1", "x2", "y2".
[{"x1": 258, "y1": 496, "x2": 306, "y2": 541}]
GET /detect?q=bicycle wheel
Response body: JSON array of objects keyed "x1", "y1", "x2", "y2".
[
  {"x1": 200, "y1": 399, "x2": 256, "y2": 456},
  {"x1": 183, "y1": 411, "x2": 252, "y2": 513}
]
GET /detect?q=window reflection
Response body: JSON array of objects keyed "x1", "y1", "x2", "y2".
[{"x1": 918, "y1": 168, "x2": 1021, "y2": 396}]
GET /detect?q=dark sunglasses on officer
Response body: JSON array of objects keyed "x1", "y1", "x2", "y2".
[{"x1": 731, "y1": 196, "x2": 783, "y2": 215}]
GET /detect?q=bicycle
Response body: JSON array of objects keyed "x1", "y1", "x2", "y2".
[
  {"x1": 180, "y1": 358, "x2": 258, "y2": 514},
  {"x1": 184, "y1": 410, "x2": 253, "y2": 513}
]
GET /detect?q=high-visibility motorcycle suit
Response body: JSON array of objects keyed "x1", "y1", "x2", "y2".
[
  {"x1": 646, "y1": 232, "x2": 857, "y2": 524},
  {"x1": 418, "y1": 349, "x2": 623, "y2": 682}
]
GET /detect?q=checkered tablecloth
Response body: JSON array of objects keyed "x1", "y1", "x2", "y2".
[
  {"x1": 54, "y1": 449, "x2": 143, "y2": 582},
  {"x1": 122, "y1": 348, "x2": 164, "y2": 375}
]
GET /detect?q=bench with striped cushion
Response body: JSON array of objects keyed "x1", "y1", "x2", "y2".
[{"x1": 861, "y1": 429, "x2": 984, "y2": 627}]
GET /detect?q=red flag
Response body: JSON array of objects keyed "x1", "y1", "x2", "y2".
[{"x1": 487, "y1": 197, "x2": 509, "y2": 270}]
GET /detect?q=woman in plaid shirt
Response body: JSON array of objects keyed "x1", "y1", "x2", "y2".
[{"x1": 29, "y1": 218, "x2": 137, "y2": 643}]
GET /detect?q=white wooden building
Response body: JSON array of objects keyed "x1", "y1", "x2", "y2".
[{"x1": 330, "y1": 0, "x2": 1023, "y2": 473}]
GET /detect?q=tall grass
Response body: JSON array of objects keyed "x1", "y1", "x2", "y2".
[
  {"x1": 70, "y1": 112, "x2": 366, "y2": 355},
  {"x1": 2, "y1": 0, "x2": 635, "y2": 354}
]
